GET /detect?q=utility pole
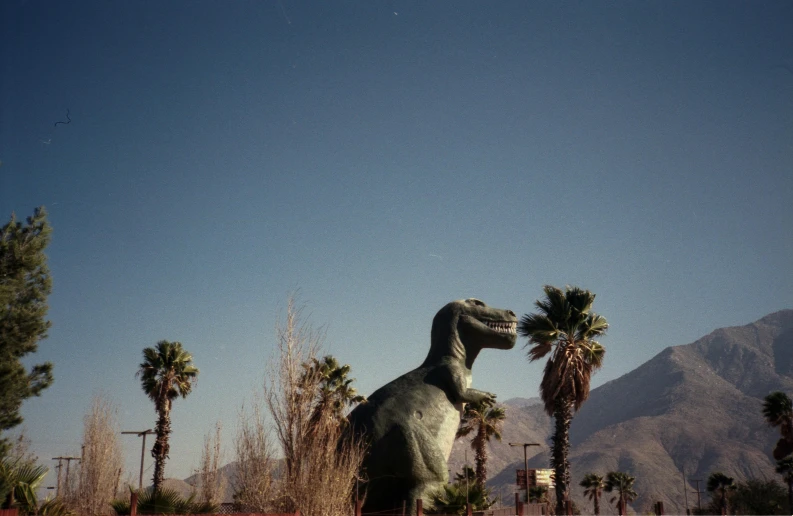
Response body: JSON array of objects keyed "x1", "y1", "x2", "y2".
[
  {"x1": 54, "y1": 459, "x2": 62, "y2": 496},
  {"x1": 690, "y1": 478, "x2": 704, "y2": 513},
  {"x1": 465, "y1": 448, "x2": 469, "y2": 507},
  {"x1": 122, "y1": 429, "x2": 154, "y2": 491},
  {"x1": 509, "y1": 442, "x2": 541, "y2": 502},
  {"x1": 51, "y1": 456, "x2": 81, "y2": 496},
  {"x1": 682, "y1": 468, "x2": 689, "y2": 515}
]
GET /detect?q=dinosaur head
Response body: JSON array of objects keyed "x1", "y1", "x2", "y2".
[{"x1": 428, "y1": 298, "x2": 517, "y2": 367}]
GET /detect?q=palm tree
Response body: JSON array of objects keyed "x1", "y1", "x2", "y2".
[
  {"x1": 518, "y1": 285, "x2": 608, "y2": 514},
  {"x1": 137, "y1": 340, "x2": 199, "y2": 495},
  {"x1": 707, "y1": 472, "x2": 736, "y2": 515},
  {"x1": 528, "y1": 485, "x2": 549, "y2": 504},
  {"x1": 455, "y1": 399, "x2": 506, "y2": 487},
  {"x1": 302, "y1": 355, "x2": 366, "y2": 431},
  {"x1": 763, "y1": 391, "x2": 793, "y2": 460},
  {"x1": 580, "y1": 473, "x2": 605, "y2": 515},
  {"x1": 776, "y1": 458, "x2": 793, "y2": 512},
  {"x1": 604, "y1": 471, "x2": 637, "y2": 516},
  {"x1": 454, "y1": 465, "x2": 476, "y2": 485},
  {"x1": 427, "y1": 482, "x2": 494, "y2": 515},
  {"x1": 0, "y1": 457, "x2": 48, "y2": 510}
]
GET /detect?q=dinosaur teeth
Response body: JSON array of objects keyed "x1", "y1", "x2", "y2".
[{"x1": 486, "y1": 321, "x2": 517, "y2": 334}]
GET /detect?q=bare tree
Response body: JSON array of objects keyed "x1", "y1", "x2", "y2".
[
  {"x1": 264, "y1": 295, "x2": 367, "y2": 516},
  {"x1": 232, "y1": 400, "x2": 276, "y2": 511},
  {"x1": 196, "y1": 420, "x2": 225, "y2": 506},
  {"x1": 6, "y1": 428, "x2": 36, "y2": 466},
  {"x1": 73, "y1": 394, "x2": 124, "y2": 515}
]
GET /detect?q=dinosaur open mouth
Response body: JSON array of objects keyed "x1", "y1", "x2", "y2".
[{"x1": 484, "y1": 320, "x2": 517, "y2": 334}]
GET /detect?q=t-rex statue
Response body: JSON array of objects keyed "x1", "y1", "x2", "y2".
[{"x1": 348, "y1": 298, "x2": 517, "y2": 513}]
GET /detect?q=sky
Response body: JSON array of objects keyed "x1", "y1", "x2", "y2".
[{"x1": 1, "y1": 0, "x2": 792, "y2": 490}]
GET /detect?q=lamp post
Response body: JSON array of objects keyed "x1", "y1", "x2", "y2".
[{"x1": 509, "y1": 442, "x2": 541, "y2": 502}]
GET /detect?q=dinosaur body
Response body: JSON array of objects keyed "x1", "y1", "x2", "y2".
[{"x1": 348, "y1": 298, "x2": 517, "y2": 512}]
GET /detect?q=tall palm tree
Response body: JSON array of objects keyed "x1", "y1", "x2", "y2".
[
  {"x1": 302, "y1": 355, "x2": 366, "y2": 426},
  {"x1": 518, "y1": 285, "x2": 608, "y2": 514},
  {"x1": 776, "y1": 458, "x2": 793, "y2": 512},
  {"x1": 580, "y1": 473, "x2": 605, "y2": 515},
  {"x1": 455, "y1": 399, "x2": 506, "y2": 487},
  {"x1": 604, "y1": 471, "x2": 637, "y2": 516},
  {"x1": 137, "y1": 340, "x2": 199, "y2": 494},
  {"x1": 707, "y1": 472, "x2": 736, "y2": 515},
  {"x1": 763, "y1": 391, "x2": 793, "y2": 460}
]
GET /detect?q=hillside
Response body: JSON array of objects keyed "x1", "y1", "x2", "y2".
[{"x1": 450, "y1": 310, "x2": 793, "y2": 514}]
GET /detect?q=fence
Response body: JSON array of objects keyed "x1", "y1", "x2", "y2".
[{"x1": 358, "y1": 499, "x2": 546, "y2": 516}]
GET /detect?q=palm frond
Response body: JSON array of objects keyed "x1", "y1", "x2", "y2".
[
  {"x1": 763, "y1": 392, "x2": 793, "y2": 427},
  {"x1": 565, "y1": 286, "x2": 595, "y2": 316},
  {"x1": 456, "y1": 426, "x2": 474, "y2": 439}
]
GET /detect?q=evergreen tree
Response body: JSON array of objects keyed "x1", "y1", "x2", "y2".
[
  {"x1": 0, "y1": 207, "x2": 54, "y2": 458},
  {"x1": 731, "y1": 478, "x2": 788, "y2": 515}
]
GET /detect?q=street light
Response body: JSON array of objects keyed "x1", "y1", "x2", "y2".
[{"x1": 509, "y1": 442, "x2": 541, "y2": 502}]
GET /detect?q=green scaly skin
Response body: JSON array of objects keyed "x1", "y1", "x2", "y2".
[{"x1": 349, "y1": 298, "x2": 517, "y2": 514}]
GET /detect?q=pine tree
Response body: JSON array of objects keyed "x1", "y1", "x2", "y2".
[{"x1": 0, "y1": 207, "x2": 54, "y2": 458}]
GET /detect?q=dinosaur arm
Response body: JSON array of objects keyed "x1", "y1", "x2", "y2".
[
  {"x1": 439, "y1": 363, "x2": 496, "y2": 405},
  {"x1": 460, "y1": 388, "x2": 497, "y2": 405}
]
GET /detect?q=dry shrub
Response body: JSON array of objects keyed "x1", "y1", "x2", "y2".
[
  {"x1": 264, "y1": 296, "x2": 367, "y2": 516},
  {"x1": 73, "y1": 394, "x2": 124, "y2": 515},
  {"x1": 233, "y1": 400, "x2": 276, "y2": 511},
  {"x1": 196, "y1": 420, "x2": 225, "y2": 506}
]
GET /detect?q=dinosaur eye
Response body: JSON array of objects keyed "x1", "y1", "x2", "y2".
[{"x1": 466, "y1": 298, "x2": 485, "y2": 307}]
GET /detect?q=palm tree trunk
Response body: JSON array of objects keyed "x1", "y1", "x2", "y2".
[
  {"x1": 594, "y1": 493, "x2": 600, "y2": 516},
  {"x1": 788, "y1": 478, "x2": 793, "y2": 513},
  {"x1": 474, "y1": 425, "x2": 487, "y2": 488},
  {"x1": 551, "y1": 396, "x2": 572, "y2": 516},
  {"x1": 151, "y1": 400, "x2": 172, "y2": 494}
]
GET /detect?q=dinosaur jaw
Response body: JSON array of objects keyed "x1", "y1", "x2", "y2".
[
  {"x1": 458, "y1": 314, "x2": 518, "y2": 349},
  {"x1": 483, "y1": 319, "x2": 518, "y2": 335}
]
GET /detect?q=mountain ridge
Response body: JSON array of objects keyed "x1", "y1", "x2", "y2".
[{"x1": 450, "y1": 309, "x2": 793, "y2": 514}]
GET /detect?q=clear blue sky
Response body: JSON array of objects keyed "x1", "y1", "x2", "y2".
[{"x1": 2, "y1": 0, "x2": 791, "y2": 487}]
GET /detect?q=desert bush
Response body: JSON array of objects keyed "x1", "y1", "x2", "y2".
[
  {"x1": 111, "y1": 487, "x2": 217, "y2": 515},
  {"x1": 264, "y1": 295, "x2": 367, "y2": 516},
  {"x1": 232, "y1": 400, "x2": 276, "y2": 511},
  {"x1": 196, "y1": 420, "x2": 225, "y2": 506},
  {"x1": 70, "y1": 394, "x2": 123, "y2": 515}
]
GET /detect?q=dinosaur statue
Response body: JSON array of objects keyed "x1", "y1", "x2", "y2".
[{"x1": 348, "y1": 298, "x2": 517, "y2": 513}]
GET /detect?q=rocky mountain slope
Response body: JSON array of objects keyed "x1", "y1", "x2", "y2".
[{"x1": 450, "y1": 310, "x2": 793, "y2": 514}]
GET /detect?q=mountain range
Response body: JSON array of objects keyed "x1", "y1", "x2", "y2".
[
  {"x1": 168, "y1": 309, "x2": 793, "y2": 514},
  {"x1": 449, "y1": 309, "x2": 793, "y2": 514}
]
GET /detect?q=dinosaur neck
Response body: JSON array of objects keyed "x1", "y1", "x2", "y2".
[{"x1": 424, "y1": 328, "x2": 479, "y2": 370}]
